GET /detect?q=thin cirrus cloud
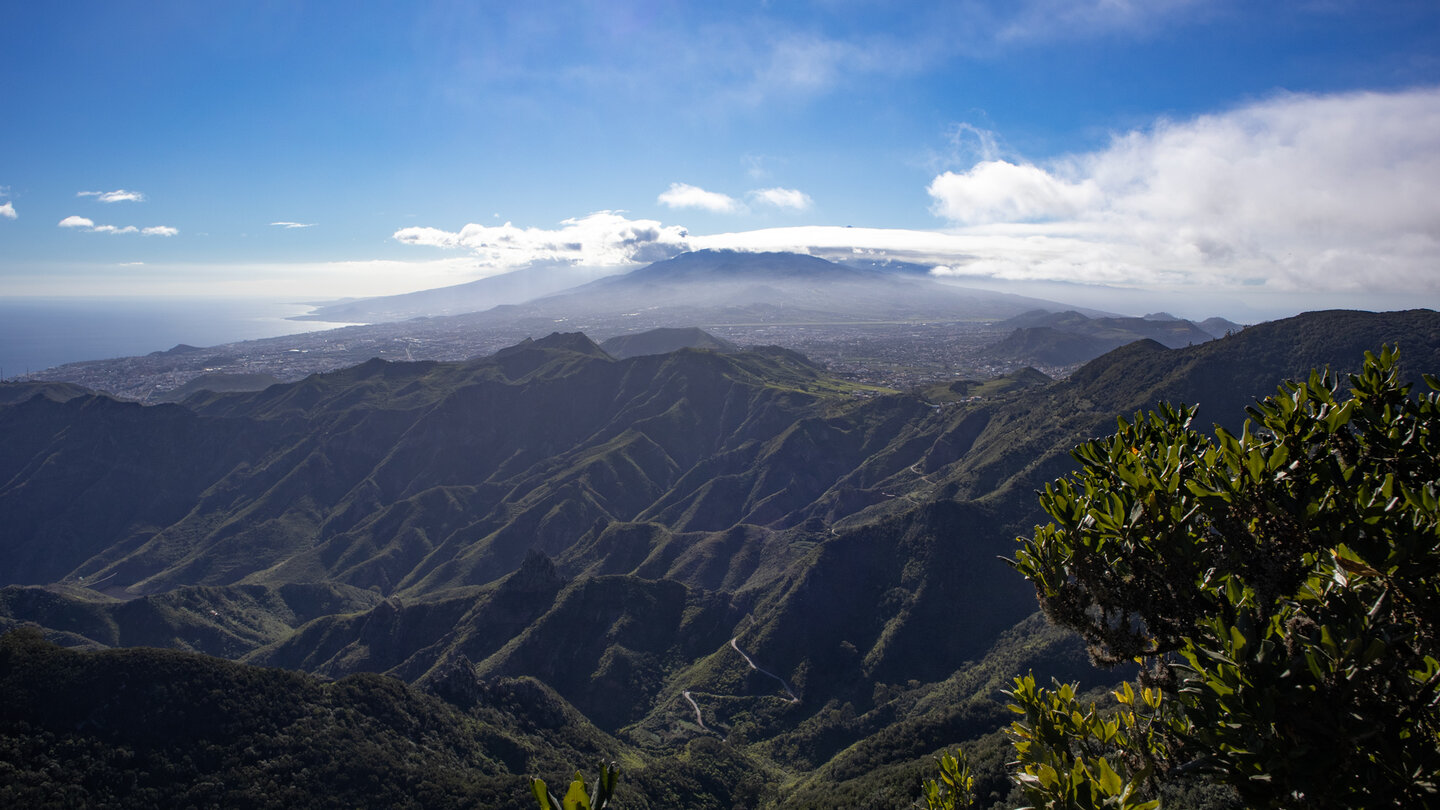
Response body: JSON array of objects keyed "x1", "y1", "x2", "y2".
[
  {"x1": 58, "y1": 215, "x2": 177, "y2": 236},
  {"x1": 77, "y1": 189, "x2": 146, "y2": 203},
  {"x1": 992, "y1": 0, "x2": 1207, "y2": 45},
  {"x1": 393, "y1": 211, "x2": 692, "y2": 270},
  {"x1": 924, "y1": 86, "x2": 1440, "y2": 296},
  {"x1": 271, "y1": 221, "x2": 316, "y2": 229}
]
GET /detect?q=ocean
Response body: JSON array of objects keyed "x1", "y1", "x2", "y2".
[{"x1": 0, "y1": 298, "x2": 359, "y2": 377}]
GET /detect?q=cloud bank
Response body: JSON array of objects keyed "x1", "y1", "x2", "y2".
[
  {"x1": 394, "y1": 211, "x2": 691, "y2": 270},
  {"x1": 393, "y1": 86, "x2": 1439, "y2": 314},
  {"x1": 929, "y1": 161, "x2": 1098, "y2": 224},
  {"x1": 924, "y1": 87, "x2": 1440, "y2": 295}
]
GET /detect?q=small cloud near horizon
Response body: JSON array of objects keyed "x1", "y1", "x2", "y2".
[
  {"x1": 271, "y1": 221, "x2": 316, "y2": 229},
  {"x1": 0, "y1": 202, "x2": 15, "y2": 220},
  {"x1": 78, "y1": 189, "x2": 146, "y2": 203}
]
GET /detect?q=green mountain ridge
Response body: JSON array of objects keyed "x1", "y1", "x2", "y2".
[
  {"x1": 599, "y1": 327, "x2": 739, "y2": 359},
  {"x1": 987, "y1": 308, "x2": 1229, "y2": 368},
  {"x1": 3, "y1": 309, "x2": 1438, "y2": 807}
]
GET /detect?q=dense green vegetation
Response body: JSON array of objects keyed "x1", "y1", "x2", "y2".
[
  {"x1": 0, "y1": 626, "x2": 586, "y2": 809},
  {"x1": 0, "y1": 626, "x2": 783, "y2": 809},
  {"x1": 924, "y1": 346, "x2": 1439, "y2": 809},
  {"x1": 2, "y1": 310, "x2": 1438, "y2": 807}
]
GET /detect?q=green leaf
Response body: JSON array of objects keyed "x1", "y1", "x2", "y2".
[
  {"x1": 1095, "y1": 757, "x2": 1124, "y2": 796},
  {"x1": 562, "y1": 776, "x2": 591, "y2": 810},
  {"x1": 531, "y1": 779, "x2": 558, "y2": 810}
]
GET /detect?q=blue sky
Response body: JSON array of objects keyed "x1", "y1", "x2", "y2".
[{"x1": 3, "y1": 0, "x2": 1439, "y2": 319}]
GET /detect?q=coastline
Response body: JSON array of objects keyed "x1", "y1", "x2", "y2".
[{"x1": 0, "y1": 297, "x2": 364, "y2": 377}]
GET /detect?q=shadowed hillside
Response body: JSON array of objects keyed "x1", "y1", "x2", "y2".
[
  {"x1": 2, "y1": 309, "x2": 1437, "y2": 807},
  {"x1": 986, "y1": 309, "x2": 1230, "y2": 368}
]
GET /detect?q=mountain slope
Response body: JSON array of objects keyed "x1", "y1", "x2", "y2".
[
  {"x1": 3, "y1": 309, "x2": 1438, "y2": 808},
  {"x1": 987, "y1": 309, "x2": 1226, "y2": 368},
  {"x1": 0, "y1": 625, "x2": 776, "y2": 810},
  {"x1": 294, "y1": 261, "x2": 630, "y2": 323},
  {"x1": 599, "y1": 327, "x2": 739, "y2": 359},
  {"x1": 2, "y1": 333, "x2": 893, "y2": 598}
]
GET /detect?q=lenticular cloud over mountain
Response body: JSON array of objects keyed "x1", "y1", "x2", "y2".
[{"x1": 393, "y1": 211, "x2": 692, "y2": 270}]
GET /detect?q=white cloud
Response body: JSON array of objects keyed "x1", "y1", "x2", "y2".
[
  {"x1": 929, "y1": 161, "x2": 1100, "y2": 224},
  {"x1": 270, "y1": 221, "x2": 316, "y2": 229},
  {"x1": 58, "y1": 215, "x2": 176, "y2": 236},
  {"x1": 924, "y1": 86, "x2": 1440, "y2": 296},
  {"x1": 693, "y1": 224, "x2": 968, "y2": 255},
  {"x1": 78, "y1": 189, "x2": 146, "y2": 203},
  {"x1": 0, "y1": 202, "x2": 15, "y2": 220},
  {"x1": 748, "y1": 187, "x2": 813, "y2": 212},
  {"x1": 657, "y1": 183, "x2": 745, "y2": 214},
  {"x1": 394, "y1": 211, "x2": 691, "y2": 269},
  {"x1": 384, "y1": 86, "x2": 1440, "y2": 316}
]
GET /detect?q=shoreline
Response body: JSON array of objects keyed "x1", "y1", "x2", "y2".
[{"x1": 0, "y1": 297, "x2": 367, "y2": 376}]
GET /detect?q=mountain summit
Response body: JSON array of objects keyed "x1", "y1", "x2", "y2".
[{"x1": 619, "y1": 249, "x2": 881, "y2": 283}]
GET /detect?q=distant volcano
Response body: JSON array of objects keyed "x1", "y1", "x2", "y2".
[
  {"x1": 470, "y1": 250, "x2": 1082, "y2": 329},
  {"x1": 297, "y1": 250, "x2": 1086, "y2": 330}
]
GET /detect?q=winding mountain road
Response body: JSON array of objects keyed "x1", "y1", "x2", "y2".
[
  {"x1": 729, "y1": 637, "x2": 800, "y2": 704},
  {"x1": 678, "y1": 628, "x2": 801, "y2": 735},
  {"x1": 681, "y1": 690, "x2": 707, "y2": 731}
]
